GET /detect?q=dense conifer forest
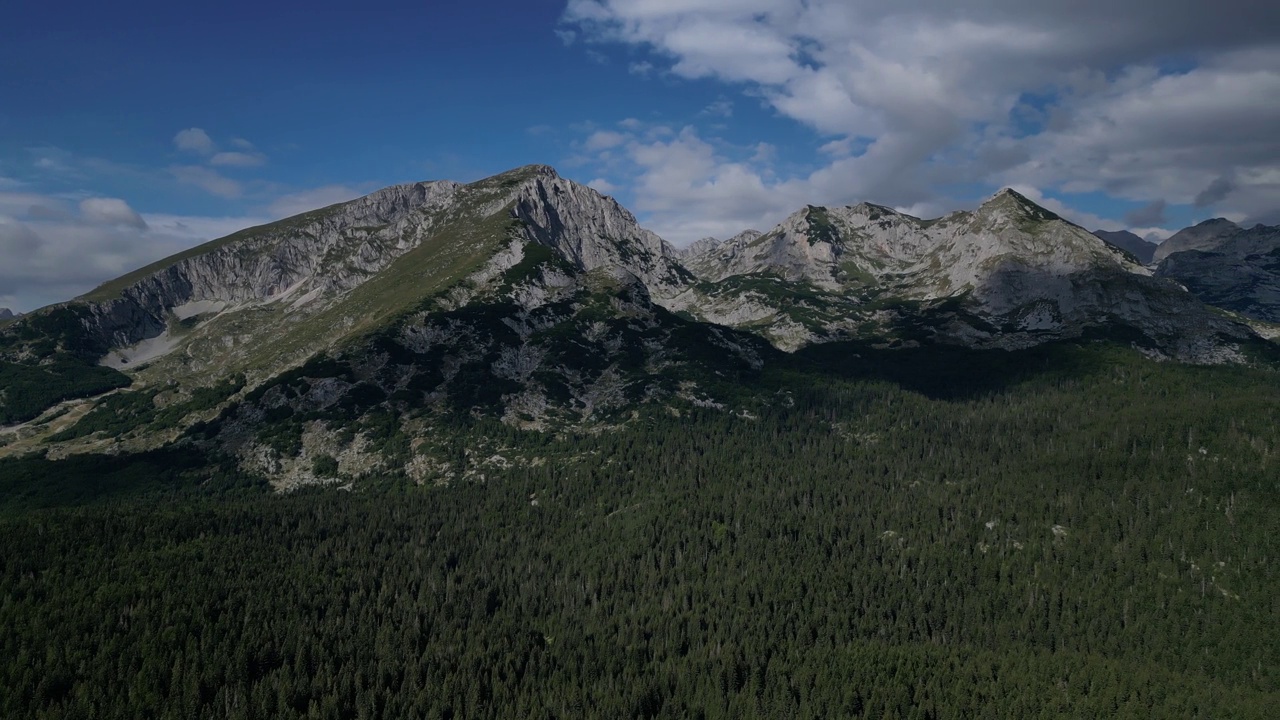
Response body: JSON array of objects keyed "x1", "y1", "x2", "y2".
[{"x1": 2, "y1": 342, "x2": 1277, "y2": 718}]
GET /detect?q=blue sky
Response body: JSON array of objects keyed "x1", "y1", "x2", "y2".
[{"x1": 2, "y1": 0, "x2": 1279, "y2": 311}]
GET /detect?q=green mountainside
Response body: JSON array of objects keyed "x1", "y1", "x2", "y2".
[{"x1": 2, "y1": 342, "x2": 1278, "y2": 718}]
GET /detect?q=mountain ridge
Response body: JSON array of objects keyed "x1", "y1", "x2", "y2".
[{"x1": 2, "y1": 166, "x2": 1274, "y2": 465}]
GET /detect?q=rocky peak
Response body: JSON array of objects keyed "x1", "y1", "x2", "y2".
[
  {"x1": 1153, "y1": 218, "x2": 1242, "y2": 263},
  {"x1": 846, "y1": 201, "x2": 904, "y2": 221},
  {"x1": 0, "y1": 308, "x2": 14, "y2": 321},
  {"x1": 681, "y1": 237, "x2": 724, "y2": 259},
  {"x1": 724, "y1": 229, "x2": 764, "y2": 247},
  {"x1": 973, "y1": 189, "x2": 1061, "y2": 226},
  {"x1": 681, "y1": 230, "x2": 764, "y2": 281},
  {"x1": 506, "y1": 172, "x2": 689, "y2": 298}
]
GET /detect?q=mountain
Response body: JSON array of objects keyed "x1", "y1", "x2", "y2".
[
  {"x1": 0, "y1": 166, "x2": 767, "y2": 479},
  {"x1": 1153, "y1": 219, "x2": 1280, "y2": 323},
  {"x1": 672, "y1": 189, "x2": 1251, "y2": 355},
  {"x1": 1, "y1": 168, "x2": 1273, "y2": 472},
  {"x1": 1093, "y1": 230, "x2": 1157, "y2": 264},
  {"x1": 0, "y1": 308, "x2": 14, "y2": 321},
  {"x1": 5, "y1": 169, "x2": 1280, "y2": 717},
  {"x1": 1151, "y1": 218, "x2": 1241, "y2": 264}
]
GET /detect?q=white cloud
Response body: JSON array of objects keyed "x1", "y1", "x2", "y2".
[
  {"x1": 170, "y1": 165, "x2": 242, "y2": 198},
  {"x1": 267, "y1": 185, "x2": 366, "y2": 219},
  {"x1": 564, "y1": 0, "x2": 1280, "y2": 232},
  {"x1": 584, "y1": 130, "x2": 629, "y2": 151},
  {"x1": 587, "y1": 178, "x2": 619, "y2": 194},
  {"x1": 210, "y1": 151, "x2": 266, "y2": 168},
  {"x1": 0, "y1": 191, "x2": 67, "y2": 219},
  {"x1": 140, "y1": 213, "x2": 268, "y2": 243},
  {"x1": 173, "y1": 128, "x2": 215, "y2": 155},
  {"x1": 174, "y1": 130, "x2": 270, "y2": 169},
  {"x1": 79, "y1": 198, "x2": 147, "y2": 229},
  {"x1": 598, "y1": 125, "x2": 809, "y2": 244},
  {"x1": 0, "y1": 189, "x2": 267, "y2": 311},
  {"x1": 700, "y1": 98, "x2": 733, "y2": 118}
]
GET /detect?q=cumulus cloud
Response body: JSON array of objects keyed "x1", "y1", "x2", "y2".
[
  {"x1": 587, "y1": 177, "x2": 619, "y2": 194},
  {"x1": 584, "y1": 130, "x2": 629, "y2": 151},
  {"x1": 700, "y1": 98, "x2": 734, "y2": 118},
  {"x1": 79, "y1": 197, "x2": 148, "y2": 229},
  {"x1": 1194, "y1": 175, "x2": 1237, "y2": 207},
  {"x1": 576, "y1": 123, "x2": 810, "y2": 244},
  {"x1": 0, "y1": 189, "x2": 266, "y2": 311},
  {"x1": 173, "y1": 128, "x2": 215, "y2": 154},
  {"x1": 174, "y1": 130, "x2": 268, "y2": 169},
  {"x1": 170, "y1": 165, "x2": 242, "y2": 198},
  {"x1": 267, "y1": 185, "x2": 366, "y2": 219},
  {"x1": 1123, "y1": 200, "x2": 1167, "y2": 228},
  {"x1": 210, "y1": 151, "x2": 266, "y2": 168},
  {"x1": 563, "y1": 0, "x2": 1280, "y2": 237}
]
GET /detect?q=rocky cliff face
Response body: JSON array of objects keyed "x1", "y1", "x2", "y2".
[
  {"x1": 1154, "y1": 221, "x2": 1280, "y2": 323},
  {"x1": 508, "y1": 166, "x2": 692, "y2": 299},
  {"x1": 77, "y1": 179, "x2": 467, "y2": 351}
]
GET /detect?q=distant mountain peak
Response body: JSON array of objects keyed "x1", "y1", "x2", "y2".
[
  {"x1": 682, "y1": 237, "x2": 724, "y2": 258},
  {"x1": 1153, "y1": 217, "x2": 1244, "y2": 263},
  {"x1": 977, "y1": 188, "x2": 1059, "y2": 220},
  {"x1": 1093, "y1": 230, "x2": 1157, "y2": 265}
]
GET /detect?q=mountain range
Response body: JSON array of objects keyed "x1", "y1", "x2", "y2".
[{"x1": 2, "y1": 165, "x2": 1278, "y2": 487}]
